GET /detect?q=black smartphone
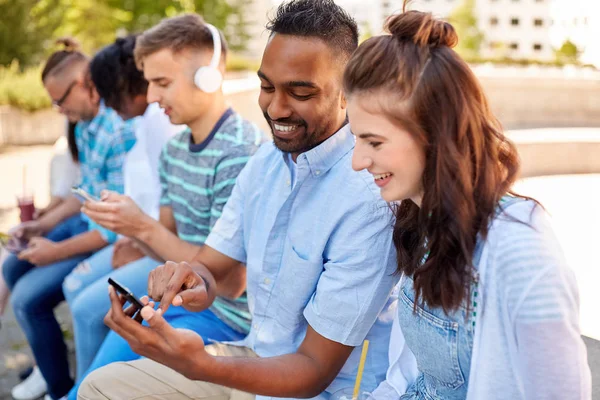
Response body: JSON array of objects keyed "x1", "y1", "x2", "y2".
[{"x1": 108, "y1": 277, "x2": 145, "y2": 311}]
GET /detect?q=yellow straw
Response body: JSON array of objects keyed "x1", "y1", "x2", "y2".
[{"x1": 352, "y1": 340, "x2": 370, "y2": 400}]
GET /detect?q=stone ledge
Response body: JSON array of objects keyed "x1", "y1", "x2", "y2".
[{"x1": 509, "y1": 128, "x2": 600, "y2": 177}]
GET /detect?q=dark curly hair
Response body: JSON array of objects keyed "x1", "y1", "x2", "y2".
[
  {"x1": 90, "y1": 35, "x2": 148, "y2": 112},
  {"x1": 266, "y1": 0, "x2": 358, "y2": 63}
]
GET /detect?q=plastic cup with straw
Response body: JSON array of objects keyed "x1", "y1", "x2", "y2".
[
  {"x1": 17, "y1": 164, "x2": 35, "y2": 222},
  {"x1": 353, "y1": 339, "x2": 370, "y2": 399},
  {"x1": 330, "y1": 340, "x2": 372, "y2": 400}
]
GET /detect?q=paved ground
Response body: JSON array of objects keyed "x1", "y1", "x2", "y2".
[{"x1": 0, "y1": 145, "x2": 598, "y2": 398}]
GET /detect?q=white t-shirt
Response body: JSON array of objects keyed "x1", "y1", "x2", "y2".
[
  {"x1": 123, "y1": 103, "x2": 182, "y2": 220},
  {"x1": 50, "y1": 134, "x2": 80, "y2": 198}
]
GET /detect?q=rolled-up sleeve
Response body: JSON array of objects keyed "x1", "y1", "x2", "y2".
[{"x1": 304, "y1": 199, "x2": 398, "y2": 346}]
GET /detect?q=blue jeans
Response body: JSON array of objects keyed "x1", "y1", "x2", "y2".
[
  {"x1": 68, "y1": 304, "x2": 246, "y2": 400},
  {"x1": 2, "y1": 214, "x2": 90, "y2": 400},
  {"x1": 63, "y1": 249, "x2": 160, "y2": 379}
]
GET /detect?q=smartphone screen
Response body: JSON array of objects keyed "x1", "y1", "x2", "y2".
[
  {"x1": 71, "y1": 186, "x2": 100, "y2": 203},
  {"x1": 107, "y1": 277, "x2": 145, "y2": 310}
]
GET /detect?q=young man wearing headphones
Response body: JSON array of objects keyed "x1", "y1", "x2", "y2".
[{"x1": 64, "y1": 14, "x2": 265, "y2": 400}]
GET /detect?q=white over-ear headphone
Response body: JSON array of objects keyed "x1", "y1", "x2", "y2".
[{"x1": 193, "y1": 23, "x2": 223, "y2": 93}]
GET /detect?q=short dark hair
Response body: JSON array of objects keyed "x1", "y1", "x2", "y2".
[
  {"x1": 90, "y1": 35, "x2": 148, "y2": 111},
  {"x1": 42, "y1": 38, "x2": 87, "y2": 82},
  {"x1": 266, "y1": 0, "x2": 358, "y2": 61},
  {"x1": 134, "y1": 13, "x2": 227, "y2": 69}
]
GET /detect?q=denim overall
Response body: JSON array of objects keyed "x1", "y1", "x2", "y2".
[{"x1": 399, "y1": 197, "x2": 522, "y2": 399}]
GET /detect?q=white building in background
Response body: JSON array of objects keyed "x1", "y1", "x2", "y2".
[
  {"x1": 240, "y1": 0, "x2": 599, "y2": 66},
  {"x1": 378, "y1": 0, "x2": 555, "y2": 61},
  {"x1": 339, "y1": 0, "x2": 599, "y2": 66},
  {"x1": 548, "y1": 0, "x2": 600, "y2": 66}
]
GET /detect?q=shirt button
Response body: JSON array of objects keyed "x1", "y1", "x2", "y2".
[
  {"x1": 286, "y1": 179, "x2": 291, "y2": 186},
  {"x1": 264, "y1": 277, "x2": 271, "y2": 285},
  {"x1": 315, "y1": 170, "x2": 321, "y2": 175},
  {"x1": 253, "y1": 323, "x2": 259, "y2": 329}
]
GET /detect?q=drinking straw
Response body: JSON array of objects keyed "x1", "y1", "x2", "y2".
[
  {"x1": 22, "y1": 165, "x2": 26, "y2": 196},
  {"x1": 352, "y1": 340, "x2": 370, "y2": 400}
]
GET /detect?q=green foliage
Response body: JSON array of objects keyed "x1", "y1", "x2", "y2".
[
  {"x1": 359, "y1": 23, "x2": 373, "y2": 44},
  {"x1": 464, "y1": 56, "x2": 594, "y2": 68},
  {"x1": 0, "y1": 0, "x2": 64, "y2": 66},
  {"x1": 0, "y1": 0, "x2": 257, "y2": 111},
  {"x1": 0, "y1": 62, "x2": 51, "y2": 112},
  {"x1": 448, "y1": 0, "x2": 484, "y2": 59},
  {"x1": 0, "y1": 0, "x2": 253, "y2": 67},
  {"x1": 555, "y1": 40, "x2": 581, "y2": 64},
  {"x1": 0, "y1": 51, "x2": 260, "y2": 112},
  {"x1": 226, "y1": 53, "x2": 260, "y2": 72}
]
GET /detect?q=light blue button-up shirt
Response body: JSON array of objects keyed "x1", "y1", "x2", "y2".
[{"x1": 205, "y1": 125, "x2": 399, "y2": 399}]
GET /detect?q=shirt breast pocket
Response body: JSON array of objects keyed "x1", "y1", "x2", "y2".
[
  {"x1": 275, "y1": 247, "x2": 322, "y2": 329},
  {"x1": 398, "y1": 280, "x2": 465, "y2": 390}
]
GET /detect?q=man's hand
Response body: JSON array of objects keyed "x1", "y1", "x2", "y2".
[
  {"x1": 18, "y1": 237, "x2": 61, "y2": 266},
  {"x1": 81, "y1": 190, "x2": 152, "y2": 238},
  {"x1": 105, "y1": 286, "x2": 213, "y2": 380},
  {"x1": 147, "y1": 261, "x2": 214, "y2": 313},
  {"x1": 111, "y1": 237, "x2": 144, "y2": 269}
]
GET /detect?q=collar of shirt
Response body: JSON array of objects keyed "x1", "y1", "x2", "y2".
[
  {"x1": 78, "y1": 99, "x2": 108, "y2": 136},
  {"x1": 286, "y1": 123, "x2": 354, "y2": 179}
]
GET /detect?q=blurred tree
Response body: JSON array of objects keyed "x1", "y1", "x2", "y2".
[
  {"x1": 555, "y1": 40, "x2": 581, "y2": 64},
  {"x1": 223, "y1": 0, "x2": 253, "y2": 52},
  {"x1": 0, "y1": 0, "x2": 252, "y2": 66},
  {"x1": 0, "y1": 0, "x2": 64, "y2": 67},
  {"x1": 359, "y1": 22, "x2": 373, "y2": 44},
  {"x1": 448, "y1": 0, "x2": 484, "y2": 59}
]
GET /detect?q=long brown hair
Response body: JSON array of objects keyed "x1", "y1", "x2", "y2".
[{"x1": 343, "y1": 3, "x2": 523, "y2": 312}]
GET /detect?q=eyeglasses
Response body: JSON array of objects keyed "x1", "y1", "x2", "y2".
[{"x1": 53, "y1": 80, "x2": 78, "y2": 108}]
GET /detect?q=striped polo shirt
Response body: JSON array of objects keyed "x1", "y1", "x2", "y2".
[{"x1": 158, "y1": 108, "x2": 265, "y2": 333}]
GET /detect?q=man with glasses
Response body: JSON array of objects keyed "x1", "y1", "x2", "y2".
[{"x1": 2, "y1": 38, "x2": 136, "y2": 400}]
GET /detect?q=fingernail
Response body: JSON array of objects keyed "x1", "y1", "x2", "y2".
[{"x1": 141, "y1": 306, "x2": 154, "y2": 320}]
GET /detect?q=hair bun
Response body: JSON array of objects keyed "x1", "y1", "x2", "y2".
[
  {"x1": 385, "y1": 10, "x2": 458, "y2": 49},
  {"x1": 55, "y1": 37, "x2": 81, "y2": 52}
]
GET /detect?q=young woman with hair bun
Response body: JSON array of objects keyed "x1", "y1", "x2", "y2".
[{"x1": 344, "y1": 3, "x2": 591, "y2": 399}]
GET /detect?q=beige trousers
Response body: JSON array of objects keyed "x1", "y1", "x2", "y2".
[{"x1": 78, "y1": 343, "x2": 258, "y2": 400}]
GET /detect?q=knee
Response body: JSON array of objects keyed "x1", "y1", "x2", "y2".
[
  {"x1": 78, "y1": 363, "x2": 124, "y2": 400},
  {"x1": 10, "y1": 281, "x2": 37, "y2": 316},
  {"x1": 2, "y1": 254, "x2": 23, "y2": 290},
  {"x1": 68, "y1": 292, "x2": 87, "y2": 327},
  {"x1": 63, "y1": 260, "x2": 93, "y2": 304}
]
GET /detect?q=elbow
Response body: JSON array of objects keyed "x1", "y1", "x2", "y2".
[
  {"x1": 294, "y1": 378, "x2": 335, "y2": 398},
  {"x1": 302, "y1": 386, "x2": 330, "y2": 399},
  {"x1": 217, "y1": 282, "x2": 247, "y2": 300}
]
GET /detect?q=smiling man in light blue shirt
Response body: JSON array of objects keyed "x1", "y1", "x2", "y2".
[{"x1": 79, "y1": 1, "x2": 398, "y2": 399}]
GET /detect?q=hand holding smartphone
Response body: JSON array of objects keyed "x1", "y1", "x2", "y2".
[
  {"x1": 71, "y1": 186, "x2": 100, "y2": 203},
  {"x1": 108, "y1": 277, "x2": 145, "y2": 318},
  {"x1": 0, "y1": 231, "x2": 29, "y2": 254}
]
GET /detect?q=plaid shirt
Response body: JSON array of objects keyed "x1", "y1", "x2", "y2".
[{"x1": 75, "y1": 101, "x2": 137, "y2": 243}]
